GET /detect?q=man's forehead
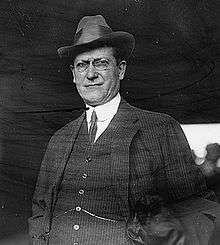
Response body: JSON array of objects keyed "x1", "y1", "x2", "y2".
[{"x1": 74, "y1": 47, "x2": 114, "y2": 62}]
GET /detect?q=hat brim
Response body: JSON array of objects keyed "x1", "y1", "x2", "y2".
[{"x1": 57, "y1": 31, "x2": 135, "y2": 61}]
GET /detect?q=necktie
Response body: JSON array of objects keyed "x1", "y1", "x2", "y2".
[{"x1": 89, "y1": 110, "x2": 98, "y2": 144}]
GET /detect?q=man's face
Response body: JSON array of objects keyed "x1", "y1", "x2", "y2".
[{"x1": 71, "y1": 47, "x2": 126, "y2": 106}]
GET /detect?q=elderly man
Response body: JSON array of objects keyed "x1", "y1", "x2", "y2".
[{"x1": 28, "y1": 15, "x2": 219, "y2": 245}]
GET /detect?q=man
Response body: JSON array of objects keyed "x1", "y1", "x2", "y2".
[{"x1": 28, "y1": 15, "x2": 220, "y2": 245}]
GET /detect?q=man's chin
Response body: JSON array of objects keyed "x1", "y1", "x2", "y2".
[
  {"x1": 82, "y1": 92, "x2": 115, "y2": 106},
  {"x1": 84, "y1": 97, "x2": 104, "y2": 107}
]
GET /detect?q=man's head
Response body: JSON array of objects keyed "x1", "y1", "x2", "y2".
[
  {"x1": 57, "y1": 15, "x2": 135, "y2": 106},
  {"x1": 70, "y1": 46, "x2": 126, "y2": 106}
]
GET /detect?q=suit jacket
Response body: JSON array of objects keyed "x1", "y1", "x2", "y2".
[{"x1": 28, "y1": 99, "x2": 218, "y2": 244}]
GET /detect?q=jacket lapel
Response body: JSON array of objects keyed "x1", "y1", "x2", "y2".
[
  {"x1": 44, "y1": 112, "x2": 86, "y2": 234},
  {"x1": 109, "y1": 100, "x2": 141, "y2": 215},
  {"x1": 53, "y1": 112, "x2": 85, "y2": 199}
]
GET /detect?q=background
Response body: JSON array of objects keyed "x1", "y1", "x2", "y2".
[{"x1": 0, "y1": 0, "x2": 219, "y2": 240}]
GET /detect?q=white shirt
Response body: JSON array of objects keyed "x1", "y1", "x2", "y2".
[{"x1": 86, "y1": 93, "x2": 121, "y2": 142}]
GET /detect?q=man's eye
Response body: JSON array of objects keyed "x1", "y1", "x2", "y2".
[
  {"x1": 76, "y1": 62, "x2": 87, "y2": 68},
  {"x1": 95, "y1": 60, "x2": 109, "y2": 68}
]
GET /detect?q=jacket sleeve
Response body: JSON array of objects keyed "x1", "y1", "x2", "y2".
[
  {"x1": 160, "y1": 116, "x2": 215, "y2": 202},
  {"x1": 28, "y1": 134, "x2": 58, "y2": 243},
  {"x1": 127, "y1": 115, "x2": 219, "y2": 245}
]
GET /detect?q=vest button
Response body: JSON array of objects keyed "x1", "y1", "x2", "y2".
[
  {"x1": 82, "y1": 173, "x2": 87, "y2": 179},
  {"x1": 79, "y1": 189, "x2": 84, "y2": 195},
  {"x1": 85, "y1": 157, "x2": 92, "y2": 163},
  {"x1": 73, "y1": 224, "x2": 80, "y2": 230},
  {"x1": 76, "y1": 206, "x2": 81, "y2": 211}
]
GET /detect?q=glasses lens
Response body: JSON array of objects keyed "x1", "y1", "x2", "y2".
[
  {"x1": 75, "y1": 62, "x2": 88, "y2": 72},
  {"x1": 94, "y1": 59, "x2": 110, "y2": 71},
  {"x1": 75, "y1": 59, "x2": 111, "y2": 72}
]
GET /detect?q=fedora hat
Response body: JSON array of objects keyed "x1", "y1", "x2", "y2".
[{"x1": 57, "y1": 15, "x2": 135, "y2": 60}]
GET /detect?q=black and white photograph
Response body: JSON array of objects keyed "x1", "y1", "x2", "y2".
[{"x1": 0, "y1": 1, "x2": 220, "y2": 244}]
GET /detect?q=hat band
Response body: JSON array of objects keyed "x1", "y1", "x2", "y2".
[{"x1": 74, "y1": 25, "x2": 113, "y2": 46}]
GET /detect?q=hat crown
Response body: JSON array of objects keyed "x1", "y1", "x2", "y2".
[
  {"x1": 57, "y1": 15, "x2": 135, "y2": 59},
  {"x1": 76, "y1": 15, "x2": 112, "y2": 34},
  {"x1": 74, "y1": 15, "x2": 113, "y2": 46}
]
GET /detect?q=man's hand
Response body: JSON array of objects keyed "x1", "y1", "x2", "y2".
[{"x1": 206, "y1": 143, "x2": 220, "y2": 163}]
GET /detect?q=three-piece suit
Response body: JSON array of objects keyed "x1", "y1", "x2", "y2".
[{"x1": 28, "y1": 100, "x2": 219, "y2": 245}]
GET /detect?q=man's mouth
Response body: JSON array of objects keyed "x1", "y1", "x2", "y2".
[{"x1": 85, "y1": 84, "x2": 102, "y2": 87}]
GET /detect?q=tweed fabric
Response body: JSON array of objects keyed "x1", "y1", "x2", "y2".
[
  {"x1": 54, "y1": 118, "x2": 126, "y2": 219},
  {"x1": 49, "y1": 118, "x2": 128, "y2": 244},
  {"x1": 50, "y1": 210, "x2": 127, "y2": 245},
  {"x1": 28, "y1": 99, "x2": 216, "y2": 245}
]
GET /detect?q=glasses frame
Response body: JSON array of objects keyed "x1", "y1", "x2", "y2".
[{"x1": 73, "y1": 58, "x2": 115, "y2": 73}]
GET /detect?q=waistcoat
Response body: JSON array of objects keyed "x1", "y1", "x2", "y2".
[{"x1": 49, "y1": 118, "x2": 129, "y2": 245}]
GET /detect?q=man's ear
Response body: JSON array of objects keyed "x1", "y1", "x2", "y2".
[
  {"x1": 118, "y1": 60, "x2": 127, "y2": 80},
  {"x1": 70, "y1": 65, "x2": 76, "y2": 84}
]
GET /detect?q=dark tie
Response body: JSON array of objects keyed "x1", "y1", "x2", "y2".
[{"x1": 89, "y1": 110, "x2": 98, "y2": 144}]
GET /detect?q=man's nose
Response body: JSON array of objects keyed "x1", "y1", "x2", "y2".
[{"x1": 87, "y1": 63, "x2": 98, "y2": 80}]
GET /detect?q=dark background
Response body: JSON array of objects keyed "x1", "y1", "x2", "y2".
[{"x1": 0, "y1": 0, "x2": 219, "y2": 238}]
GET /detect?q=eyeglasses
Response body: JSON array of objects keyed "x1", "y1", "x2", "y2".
[{"x1": 74, "y1": 58, "x2": 112, "y2": 73}]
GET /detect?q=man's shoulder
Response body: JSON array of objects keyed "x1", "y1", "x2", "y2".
[{"x1": 128, "y1": 103, "x2": 177, "y2": 127}]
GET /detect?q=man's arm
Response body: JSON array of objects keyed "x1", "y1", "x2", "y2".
[
  {"x1": 28, "y1": 135, "x2": 57, "y2": 241},
  {"x1": 128, "y1": 115, "x2": 219, "y2": 244},
  {"x1": 160, "y1": 116, "x2": 216, "y2": 202}
]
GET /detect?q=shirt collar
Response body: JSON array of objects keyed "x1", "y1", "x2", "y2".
[{"x1": 86, "y1": 93, "x2": 121, "y2": 123}]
